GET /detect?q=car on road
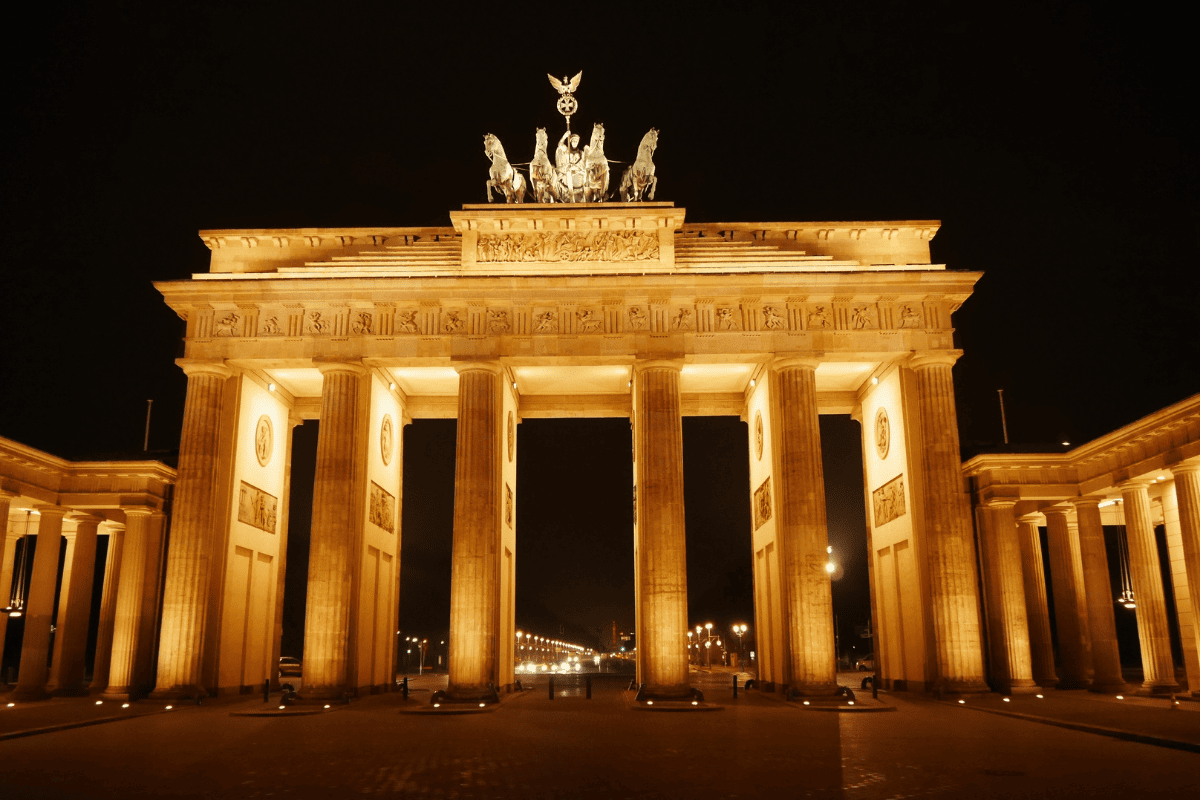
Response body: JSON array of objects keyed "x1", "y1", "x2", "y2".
[
  {"x1": 855, "y1": 653, "x2": 875, "y2": 671},
  {"x1": 279, "y1": 656, "x2": 302, "y2": 690}
]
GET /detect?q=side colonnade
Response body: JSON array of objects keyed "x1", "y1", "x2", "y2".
[{"x1": 965, "y1": 394, "x2": 1200, "y2": 696}]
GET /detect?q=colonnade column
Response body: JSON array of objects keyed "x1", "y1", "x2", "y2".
[
  {"x1": 302, "y1": 361, "x2": 368, "y2": 698},
  {"x1": 1170, "y1": 462, "x2": 1200, "y2": 696},
  {"x1": 90, "y1": 521, "x2": 125, "y2": 692},
  {"x1": 48, "y1": 514, "x2": 101, "y2": 695},
  {"x1": 153, "y1": 360, "x2": 232, "y2": 698},
  {"x1": 1043, "y1": 507, "x2": 1089, "y2": 688},
  {"x1": 770, "y1": 357, "x2": 835, "y2": 695},
  {"x1": 1072, "y1": 497, "x2": 1126, "y2": 692},
  {"x1": 103, "y1": 508, "x2": 158, "y2": 699},
  {"x1": 980, "y1": 501, "x2": 1036, "y2": 692},
  {"x1": 13, "y1": 505, "x2": 67, "y2": 701},
  {"x1": 909, "y1": 353, "x2": 987, "y2": 692},
  {"x1": 0, "y1": 489, "x2": 18, "y2": 661},
  {"x1": 446, "y1": 362, "x2": 504, "y2": 701},
  {"x1": 633, "y1": 360, "x2": 691, "y2": 699},
  {"x1": 1119, "y1": 480, "x2": 1179, "y2": 693},
  {"x1": 1016, "y1": 514, "x2": 1058, "y2": 686}
]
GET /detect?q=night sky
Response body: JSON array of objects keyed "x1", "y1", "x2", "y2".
[{"x1": 3, "y1": 3, "x2": 1195, "y2": 659}]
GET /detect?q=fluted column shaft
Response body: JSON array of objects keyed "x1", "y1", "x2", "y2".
[
  {"x1": 771, "y1": 359, "x2": 835, "y2": 695},
  {"x1": 981, "y1": 502, "x2": 1035, "y2": 691},
  {"x1": 154, "y1": 361, "x2": 231, "y2": 696},
  {"x1": 48, "y1": 516, "x2": 101, "y2": 695},
  {"x1": 910, "y1": 354, "x2": 987, "y2": 692},
  {"x1": 1120, "y1": 481, "x2": 1179, "y2": 692},
  {"x1": 302, "y1": 362, "x2": 367, "y2": 696},
  {"x1": 1072, "y1": 498, "x2": 1125, "y2": 692},
  {"x1": 0, "y1": 493, "x2": 20, "y2": 670},
  {"x1": 14, "y1": 506, "x2": 67, "y2": 700},
  {"x1": 1170, "y1": 463, "x2": 1200, "y2": 696},
  {"x1": 104, "y1": 509, "x2": 157, "y2": 699},
  {"x1": 1016, "y1": 515, "x2": 1058, "y2": 686},
  {"x1": 634, "y1": 362, "x2": 690, "y2": 698},
  {"x1": 448, "y1": 364, "x2": 504, "y2": 698},
  {"x1": 1044, "y1": 508, "x2": 1088, "y2": 688},
  {"x1": 90, "y1": 523, "x2": 125, "y2": 692}
]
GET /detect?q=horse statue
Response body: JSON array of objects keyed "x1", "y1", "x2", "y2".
[
  {"x1": 484, "y1": 133, "x2": 527, "y2": 204},
  {"x1": 529, "y1": 128, "x2": 557, "y2": 203},
  {"x1": 619, "y1": 128, "x2": 658, "y2": 202},
  {"x1": 582, "y1": 122, "x2": 609, "y2": 203}
]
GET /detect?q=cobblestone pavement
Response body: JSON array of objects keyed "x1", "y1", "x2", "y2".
[{"x1": 2, "y1": 675, "x2": 1197, "y2": 799}]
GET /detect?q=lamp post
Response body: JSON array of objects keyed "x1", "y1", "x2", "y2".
[{"x1": 732, "y1": 624, "x2": 747, "y2": 664}]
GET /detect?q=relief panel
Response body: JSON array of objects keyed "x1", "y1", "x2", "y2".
[{"x1": 238, "y1": 481, "x2": 278, "y2": 534}]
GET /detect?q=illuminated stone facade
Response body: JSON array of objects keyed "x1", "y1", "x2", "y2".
[{"x1": 152, "y1": 202, "x2": 989, "y2": 700}]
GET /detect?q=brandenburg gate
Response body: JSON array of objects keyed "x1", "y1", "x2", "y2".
[{"x1": 151, "y1": 201, "x2": 990, "y2": 702}]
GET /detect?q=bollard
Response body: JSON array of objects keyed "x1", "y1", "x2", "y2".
[
  {"x1": 402, "y1": 676, "x2": 409, "y2": 700},
  {"x1": 549, "y1": 674, "x2": 555, "y2": 700},
  {"x1": 263, "y1": 679, "x2": 270, "y2": 704},
  {"x1": 586, "y1": 675, "x2": 592, "y2": 700},
  {"x1": 733, "y1": 674, "x2": 738, "y2": 699}
]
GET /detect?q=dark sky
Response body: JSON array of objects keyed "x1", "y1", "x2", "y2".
[{"x1": 3, "y1": 3, "x2": 1195, "y2": 656}]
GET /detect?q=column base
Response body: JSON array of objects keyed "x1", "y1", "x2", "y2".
[
  {"x1": 785, "y1": 681, "x2": 840, "y2": 698},
  {"x1": 294, "y1": 685, "x2": 353, "y2": 702},
  {"x1": 1087, "y1": 679, "x2": 1129, "y2": 694},
  {"x1": 1136, "y1": 681, "x2": 1181, "y2": 696},
  {"x1": 149, "y1": 685, "x2": 207, "y2": 702},
  {"x1": 101, "y1": 687, "x2": 146, "y2": 701},
  {"x1": 1008, "y1": 681, "x2": 1041, "y2": 695},
  {"x1": 11, "y1": 686, "x2": 51, "y2": 702},
  {"x1": 1055, "y1": 678, "x2": 1090, "y2": 690},
  {"x1": 1033, "y1": 677, "x2": 1059, "y2": 688},
  {"x1": 936, "y1": 679, "x2": 990, "y2": 695},
  {"x1": 49, "y1": 684, "x2": 91, "y2": 697}
]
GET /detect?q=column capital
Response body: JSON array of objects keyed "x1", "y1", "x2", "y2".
[
  {"x1": 450, "y1": 360, "x2": 503, "y2": 376},
  {"x1": 120, "y1": 505, "x2": 156, "y2": 520},
  {"x1": 983, "y1": 498, "x2": 1019, "y2": 509},
  {"x1": 632, "y1": 358, "x2": 684, "y2": 375},
  {"x1": 176, "y1": 358, "x2": 233, "y2": 380},
  {"x1": 32, "y1": 504, "x2": 68, "y2": 520},
  {"x1": 1170, "y1": 461, "x2": 1200, "y2": 478},
  {"x1": 1017, "y1": 513, "x2": 1043, "y2": 525},
  {"x1": 908, "y1": 350, "x2": 963, "y2": 370},
  {"x1": 1119, "y1": 478, "x2": 1153, "y2": 492},
  {"x1": 314, "y1": 358, "x2": 368, "y2": 377},
  {"x1": 68, "y1": 512, "x2": 105, "y2": 526},
  {"x1": 0, "y1": 487, "x2": 18, "y2": 501},
  {"x1": 770, "y1": 356, "x2": 821, "y2": 373},
  {"x1": 1042, "y1": 505, "x2": 1074, "y2": 520},
  {"x1": 1070, "y1": 496, "x2": 1106, "y2": 509}
]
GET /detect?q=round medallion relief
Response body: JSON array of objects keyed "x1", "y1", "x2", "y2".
[
  {"x1": 380, "y1": 414, "x2": 394, "y2": 466},
  {"x1": 875, "y1": 407, "x2": 891, "y2": 460},
  {"x1": 754, "y1": 412, "x2": 764, "y2": 461},
  {"x1": 254, "y1": 415, "x2": 273, "y2": 467},
  {"x1": 507, "y1": 411, "x2": 515, "y2": 462}
]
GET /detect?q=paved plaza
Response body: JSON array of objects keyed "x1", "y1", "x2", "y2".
[{"x1": 2, "y1": 673, "x2": 1197, "y2": 799}]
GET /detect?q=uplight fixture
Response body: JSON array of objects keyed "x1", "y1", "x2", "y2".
[
  {"x1": 268, "y1": 383, "x2": 276, "y2": 392},
  {"x1": 1035, "y1": 694, "x2": 1044, "y2": 699},
  {"x1": 389, "y1": 382, "x2": 396, "y2": 391},
  {"x1": 871, "y1": 377, "x2": 879, "y2": 385},
  {"x1": 122, "y1": 703, "x2": 130, "y2": 709},
  {"x1": 958, "y1": 699, "x2": 965, "y2": 704},
  {"x1": 1116, "y1": 695, "x2": 1124, "y2": 700},
  {"x1": 96, "y1": 700, "x2": 103, "y2": 705},
  {"x1": 165, "y1": 705, "x2": 173, "y2": 710}
]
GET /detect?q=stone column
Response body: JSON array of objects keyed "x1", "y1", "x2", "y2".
[
  {"x1": 909, "y1": 353, "x2": 987, "y2": 692},
  {"x1": 104, "y1": 508, "x2": 158, "y2": 699},
  {"x1": 0, "y1": 491, "x2": 19, "y2": 670},
  {"x1": 14, "y1": 506, "x2": 67, "y2": 701},
  {"x1": 1072, "y1": 498, "x2": 1125, "y2": 692},
  {"x1": 770, "y1": 358, "x2": 836, "y2": 695},
  {"x1": 1043, "y1": 507, "x2": 1088, "y2": 688},
  {"x1": 48, "y1": 515, "x2": 101, "y2": 695},
  {"x1": 154, "y1": 360, "x2": 232, "y2": 698},
  {"x1": 90, "y1": 522, "x2": 125, "y2": 692},
  {"x1": 302, "y1": 361, "x2": 367, "y2": 698},
  {"x1": 980, "y1": 501, "x2": 1036, "y2": 692},
  {"x1": 633, "y1": 360, "x2": 691, "y2": 699},
  {"x1": 1120, "y1": 480, "x2": 1180, "y2": 693},
  {"x1": 1016, "y1": 514, "x2": 1057, "y2": 686},
  {"x1": 447, "y1": 362, "x2": 504, "y2": 701},
  {"x1": 1170, "y1": 462, "x2": 1200, "y2": 696}
]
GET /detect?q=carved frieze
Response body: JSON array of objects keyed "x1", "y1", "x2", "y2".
[
  {"x1": 534, "y1": 310, "x2": 558, "y2": 333},
  {"x1": 476, "y1": 231, "x2": 660, "y2": 263},
  {"x1": 576, "y1": 309, "x2": 604, "y2": 333},
  {"x1": 872, "y1": 474, "x2": 905, "y2": 526},
  {"x1": 488, "y1": 310, "x2": 511, "y2": 333},
  {"x1": 762, "y1": 306, "x2": 786, "y2": 330},
  {"x1": 626, "y1": 306, "x2": 649, "y2": 330},
  {"x1": 672, "y1": 307, "x2": 695, "y2": 330},
  {"x1": 507, "y1": 411, "x2": 515, "y2": 462},
  {"x1": 304, "y1": 311, "x2": 329, "y2": 334},
  {"x1": 238, "y1": 481, "x2": 277, "y2": 534},
  {"x1": 351, "y1": 311, "x2": 374, "y2": 335},
  {"x1": 369, "y1": 481, "x2": 396, "y2": 533},
  {"x1": 850, "y1": 305, "x2": 878, "y2": 330},
  {"x1": 715, "y1": 307, "x2": 741, "y2": 331},
  {"x1": 442, "y1": 311, "x2": 465, "y2": 333},
  {"x1": 259, "y1": 315, "x2": 283, "y2": 335},
  {"x1": 214, "y1": 313, "x2": 241, "y2": 337},
  {"x1": 807, "y1": 305, "x2": 833, "y2": 329},
  {"x1": 897, "y1": 303, "x2": 923, "y2": 329},
  {"x1": 753, "y1": 477, "x2": 773, "y2": 530}
]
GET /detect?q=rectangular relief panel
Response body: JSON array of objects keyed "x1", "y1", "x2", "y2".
[
  {"x1": 238, "y1": 482, "x2": 278, "y2": 534},
  {"x1": 872, "y1": 474, "x2": 906, "y2": 527},
  {"x1": 369, "y1": 481, "x2": 396, "y2": 533},
  {"x1": 753, "y1": 477, "x2": 773, "y2": 530}
]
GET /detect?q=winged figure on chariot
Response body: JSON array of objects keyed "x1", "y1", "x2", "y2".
[{"x1": 484, "y1": 71, "x2": 657, "y2": 205}]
